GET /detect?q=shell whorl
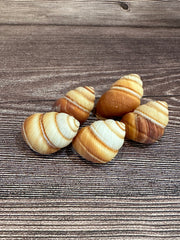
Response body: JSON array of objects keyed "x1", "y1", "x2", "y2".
[
  {"x1": 53, "y1": 86, "x2": 95, "y2": 123},
  {"x1": 121, "y1": 101, "x2": 169, "y2": 144},
  {"x1": 22, "y1": 112, "x2": 80, "y2": 155},
  {"x1": 134, "y1": 101, "x2": 169, "y2": 128},
  {"x1": 66, "y1": 86, "x2": 95, "y2": 112},
  {"x1": 90, "y1": 120, "x2": 125, "y2": 151},
  {"x1": 72, "y1": 119, "x2": 126, "y2": 164},
  {"x1": 95, "y1": 74, "x2": 144, "y2": 119},
  {"x1": 111, "y1": 74, "x2": 143, "y2": 100}
]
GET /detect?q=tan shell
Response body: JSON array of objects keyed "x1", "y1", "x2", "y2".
[
  {"x1": 22, "y1": 112, "x2": 80, "y2": 154},
  {"x1": 53, "y1": 86, "x2": 95, "y2": 124},
  {"x1": 95, "y1": 74, "x2": 143, "y2": 119},
  {"x1": 121, "y1": 101, "x2": 169, "y2": 144},
  {"x1": 72, "y1": 119, "x2": 126, "y2": 163}
]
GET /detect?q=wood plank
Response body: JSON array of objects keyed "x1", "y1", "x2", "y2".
[
  {"x1": 0, "y1": 0, "x2": 180, "y2": 27},
  {"x1": 0, "y1": 2, "x2": 179, "y2": 239},
  {"x1": 0, "y1": 25, "x2": 179, "y2": 198},
  {"x1": 0, "y1": 95, "x2": 179, "y2": 198},
  {"x1": 0, "y1": 26, "x2": 180, "y2": 102},
  {"x1": 0, "y1": 198, "x2": 179, "y2": 239}
]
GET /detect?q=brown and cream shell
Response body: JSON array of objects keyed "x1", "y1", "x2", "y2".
[
  {"x1": 95, "y1": 74, "x2": 143, "y2": 119},
  {"x1": 22, "y1": 112, "x2": 80, "y2": 154},
  {"x1": 72, "y1": 119, "x2": 126, "y2": 163},
  {"x1": 121, "y1": 101, "x2": 169, "y2": 144},
  {"x1": 53, "y1": 86, "x2": 95, "y2": 124}
]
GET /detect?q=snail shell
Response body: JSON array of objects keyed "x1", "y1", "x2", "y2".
[
  {"x1": 95, "y1": 74, "x2": 143, "y2": 119},
  {"x1": 72, "y1": 119, "x2": 126, "y2": 163},
  {"x1": 22, "y1": 112, "x2": 80, "y2": 154},
  {"x1": 121, "y1": 101, "x2": 169, "y2": 144},
  {"x1": 53, "y1": 86, "x2": 95, "y2": 124}
]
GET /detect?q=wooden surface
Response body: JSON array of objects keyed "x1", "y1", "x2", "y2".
[
  {"x1": 0, "y1": 0, "x2": 180, "y2": 27},
  {"x1": 0, "y1": 0, "x2": 180, "y2": 239},
  {"x1": 0, "y1": 198, "x2": 180, "y2": 239}
]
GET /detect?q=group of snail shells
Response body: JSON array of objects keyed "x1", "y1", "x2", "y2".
[{"x1": 22, "y1": 73, "x2": 169, "y2": 164}]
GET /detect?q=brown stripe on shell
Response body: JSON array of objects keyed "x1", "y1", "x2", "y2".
[
  {"x1": 84, "y1": 86, "x2": 95, "y2": 94},
  {"x1": 22, "y1": 120, "x2": 37, "y2": 152},
  {"x1": 157, "y1": 101, "x2": 168, "y2": 108},
  {"x1": 112, "y1": 84, "x2": 142, "y2": 96},
  {"x1": 89, "y1": 126, "x2": 117, "y2": 153},
  {"x1": 147, "y1": 102, "x2": 168, "y2": 116},
  {"x1": 116, "y1": 121, "x2": 125, "y2": 131},
  {"x1": 135, "y1": 114, "x2": 164, "y2": 144},
  {"x1": 65, "y1": 95, "x2": 90, "y2": 112},
  {"x1": 121, "y1": 76, "x2": 142, "y2": 86},
  {"x1": 40, "y1": 114, "x2": 57, "y2": 149},
  {"x1": 74, "y1": 118, "x2": 79, "y2": 129},
  {"x1": 104, "y1": 121, "x2": 125, "y2": 140},
  {"x1": 74, "y1": 88, "x2": 94, "y2": 103},
  {"x1": 66, "y1": 114, "x2": 76, "y2": 134},
  {"x1": 55, "y1": 113, "x2": 72, "y2": 141},
  {"x1": 110, "y1": 88, "x2": 140, "y2": 100},
  {"x1": 80, "y1": 144, "x2": 106, "y2": 163},
  {"x1": 136, "y1": 108, "x2": 167, "y2": 126},
  {"x1": 74, "y1": 132, "x2": 106, "y2": 163}
]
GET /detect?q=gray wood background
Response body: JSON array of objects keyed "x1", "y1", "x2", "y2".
[{"x1": 0, "y1": 0, "x2": 180, "y2": 239}]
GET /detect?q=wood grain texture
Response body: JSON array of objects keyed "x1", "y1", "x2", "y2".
[
  {"x1": 0, "y1": 0, "x2": 180, "y2": 27},
  {"x1": 0, "y1": 26, "x2": 180, "y2": 102},
  {"x1": 0, "y1": 2, "x2": 180, "y2": 236},
  {"x1": 0, "y1": 95, "x2": 179, "y2": 198},
  {"x1": 0, "y1": 25, "x2": 180, "y2": 199},
  {"x1": 0, "y1": 197, "x2": 180, "y2": 239}
]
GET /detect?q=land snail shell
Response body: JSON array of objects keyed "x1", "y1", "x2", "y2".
[
  {"x1": 121, "y1": 101, "x2": 169, "y2": 144},
  {"x1": 22, "y1": 112, "x2": 80, "y2": 155},
  {"x1": 95, "y1": 74, "x2": 143, "y2": 119},
  {"x1": 53, "y1": 86, "x2": 95, "y2": 124},
  {"x1": 72, "y1": 119, "x2": 126, "y2": 164}
]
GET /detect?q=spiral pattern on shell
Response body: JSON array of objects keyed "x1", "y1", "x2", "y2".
[
  {"x1": 121, "y1": 101, "x2": 169, "y2": 144},
  {"x1": 22, "y1": 112, "x2": 80, "y2": 155},
  {"x1": 72, "y1": 119, "x2": 126, "y2": 163},
  {"x1": 95, "y1": 74, "x2": 144, "y2": 119},
  {"x1": 53, "y1": 86, "x2": 95, "y2": 124}
]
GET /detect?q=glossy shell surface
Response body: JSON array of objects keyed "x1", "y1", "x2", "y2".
[
  {"x1": 72, "y1": 119, "x2": 126, "y2": 163},
  {"x1": 95, "y1": 74, "x2": 143, "y2": 119},
  {"x1": 121, "y1": 101, "x2": 169, "y2": 144},
  {"x1": 22, "y1": 112, "x2": 80, "y2": 154},
  {"x1": 53, "y1": 86, "x2": 95, "y2": 123}
]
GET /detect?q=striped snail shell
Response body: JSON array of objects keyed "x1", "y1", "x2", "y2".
[
  {"x1": 22, "y1": 112, "x2": 80, "y2": 155},
  {"x1": 72, "y1": 119, "x2": 126, "y2": 164},
  {"x1": 53, "y1": 86, "x2": 95, "y2": 124},
  {"x1": 95, "y1": 74, "x2": 143, "y2": 119},
  {"x1": 121, "y1": 101, "x2": 169, "y2": 144}
]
